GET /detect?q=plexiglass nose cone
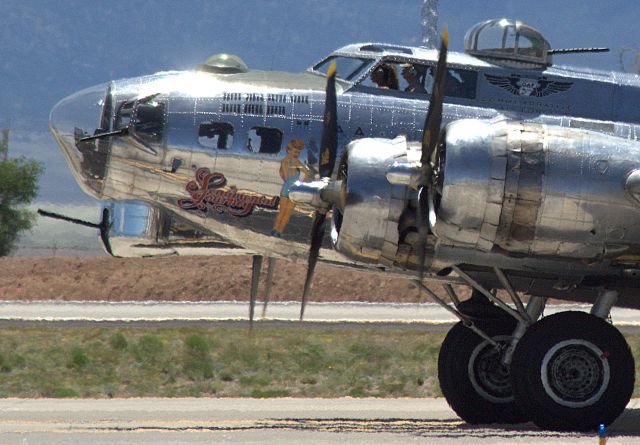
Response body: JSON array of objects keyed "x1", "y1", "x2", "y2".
[{"x1": 49, "y1": 83, "x2": 110, "y2": 198}]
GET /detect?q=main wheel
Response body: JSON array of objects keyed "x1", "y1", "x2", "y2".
[
  {"x1": 511, "y1": 311, "x2": 635, "y2": 431},
  {"x1": 438, "y1": 316, "x2": 528, "y2": 424}
]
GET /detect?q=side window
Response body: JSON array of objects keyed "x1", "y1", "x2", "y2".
[
  {"x1": 313, "y1": 56, "x2": 374, "y2": 81},
  {"x1": 361, "y1": 63, "x2": 401, "y2": 90},
  {"x1": 361, "y1": 62, "x2": 431, "y2": 95},
  {"x1": 133, "y1": 101, "x2": 165, "y2": 145},
  {"x1": 247, "y1": 127, "x2": 283, "y2": 154},
  {"x1": 358, "y1": 61, "x2": 477, "y2": 99},
  {"x1": 198, "y1": 122, "x2": 234, "y2": 149},
  {"x1": 398, "y1": 63, "x2": 429, "y2": 94},
  {"x1": 424, "y1": 67, "x2": 478, "y2": 99},
  {"x1": 445, "y1": 68, "x2": 478, "y2": 99}
]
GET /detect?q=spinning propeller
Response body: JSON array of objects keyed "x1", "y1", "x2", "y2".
[
  {"x1": 246, "y1": 64, "x2": 339, "y2": 326},
  {"x1": 300, "y1": 61, "x2": 338, "y2": 321},
  {"x1": 249, "y1": 29, "x2": 447, "y2": 323},
  {"x1": 416, "y1": 27, "x2": 448, "y2": 282},
  {"x1": 296, "y1": 28, "x2": 448, "y2": 319}
]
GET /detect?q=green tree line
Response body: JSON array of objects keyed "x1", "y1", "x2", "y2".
[{"x1": 0, "y1": 128, "x2": 44, "y2": 256}]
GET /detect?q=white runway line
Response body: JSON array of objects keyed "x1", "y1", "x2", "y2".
[{"x1": 0, "y1": 301, "x2": 638, "y2": 325}]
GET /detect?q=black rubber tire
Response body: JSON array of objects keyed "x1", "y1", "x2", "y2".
[
  {"x1": 438, "y1": 316, "x2": 528, "y2": 424},
  {"x1": 511, "y1": 311, "x2": 635, "y2": 431}
]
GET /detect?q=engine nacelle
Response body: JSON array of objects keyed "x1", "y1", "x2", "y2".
[
  {"x1": 331, "y1": 136, "x2": 412, "y2": 266},
  {"x1": 332, "y1": 118, "x2": 640, "y2": 270},
  {"x1": 434, "y1": 119, "x2": 640, "y2": 260}
]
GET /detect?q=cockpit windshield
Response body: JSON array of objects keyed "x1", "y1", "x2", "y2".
[{"x1": 312, "y1": 56, "x2": 375, "y2": 82}]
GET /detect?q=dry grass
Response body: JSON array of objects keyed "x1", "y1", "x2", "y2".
[
  {"x1": 0, "y1": 326, "x2": 446, "y2": 398},
  {"x1": 1, "y1": 326, "x2": 638, "y2": 399}
]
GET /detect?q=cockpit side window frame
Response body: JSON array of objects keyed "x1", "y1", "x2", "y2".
[
  {"x1": 132, "y1": 100, "x2": 166, "y2": 147},
  {"x1": 354, "y1": 57, "x2": 479, "y2": 101},
  {"x1": 311, "y1": 55, "x2": 376, "y2": 83}
]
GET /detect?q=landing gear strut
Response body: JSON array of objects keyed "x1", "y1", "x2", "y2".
[
  {"x1": 438, "y1": 313, "x2": 528, "y2": 424},
  {"x1": 419, "y1": 266, "x2": 635, "y2": 430}
]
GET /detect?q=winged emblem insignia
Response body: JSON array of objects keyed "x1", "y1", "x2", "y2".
[{"x1": 485, "y1": 74, "x2": 573, "y2": 97}]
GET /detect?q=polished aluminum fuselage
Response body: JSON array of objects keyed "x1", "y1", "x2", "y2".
[{"x1": 50, "y1": 42, "x2": 640, "y2": 305}]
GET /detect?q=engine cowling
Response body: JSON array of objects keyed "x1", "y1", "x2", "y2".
[
  {"x1": 434, "y1": 119, "x2": 640, "y2": 260},
  {"x1": 331, "y1": 118, "x2": 640, "y2": 270},
  {"x1": 331, "y1": 136, "x2": 413, "y2": 266}
]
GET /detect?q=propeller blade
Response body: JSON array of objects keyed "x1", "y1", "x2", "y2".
[
  {"x1": 416, "y1": 188, "x2": 430, "y2": 280},
  {"x1": 318, "y1": 61, "x2": 338, "y2": 178},
  {"x1": 300, "y1": 212, "x2": 326, "y2": 321},
  {"x1": 420, "y1": 26, "x2": 448, "y2": 169},
  {"x1": 417, "y1": 27, "x2": 448, "y2": 282},
  {"x1": 300, "y1": 61, "x2": 339, "y2": 321},
  {"x1": 249, "y1": 255, "x2": 263, "y2": 328}
]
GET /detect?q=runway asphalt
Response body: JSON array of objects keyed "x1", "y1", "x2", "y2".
[
  {"x1": 0, "y1": 397, "x2": 638, "y2": 444},
  {"x1": 0, "y1": 302, "x2": 638, "y2": 443}
]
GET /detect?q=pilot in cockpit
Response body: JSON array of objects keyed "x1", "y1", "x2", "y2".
[
  {"x1": 370, "y1": 63, "x2": 399, "y2": 90},
  {"x1": 401, "y1": 63, "x2": 427, "y2": 94}
]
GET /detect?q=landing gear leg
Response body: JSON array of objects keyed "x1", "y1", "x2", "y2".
[
  {"x1": 438, "y1": 310, "x2": 528, "y2": 424},
  {"x1": 249, "y1": 255, "x2": 263, "y2": 327}
]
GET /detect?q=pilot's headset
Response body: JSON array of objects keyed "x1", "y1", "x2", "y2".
[
  {"x1": 404, "y1": 64, "x2": 426, "y2": 84},
  {"x1": 414, "y1": 65, "x2": 427, "y2": 85},
  {"x1": 374, "y1": 64, "x2": 398, "y2": 89}
]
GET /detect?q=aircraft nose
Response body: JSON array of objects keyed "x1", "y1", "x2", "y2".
[{"x1": 49, "y1": 83, "x2": 111, "y2": 198}]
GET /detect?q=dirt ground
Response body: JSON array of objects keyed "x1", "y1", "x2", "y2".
[{"x1": 0, "y1": 255, "x2": 446, "y2": 302}]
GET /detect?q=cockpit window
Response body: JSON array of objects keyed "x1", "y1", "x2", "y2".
[
  {"x1": 133, "y1": 101, "x2": 165, "y2": 146},
  {"x1": 361, "y1": 61, "x2": 477, "y2": 100},
  {"x1": 426, "y1": 67, "x2": 478, "y2": 99},
  {"x1": 362, "y1": 63, "x2": 402, "y2": 90},
  {"x1": 313, "y1": 56, "x2": 375, "y2": 81}
]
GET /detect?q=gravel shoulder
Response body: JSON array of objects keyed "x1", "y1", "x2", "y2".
[{"x1": 1, "y1": 255, "x2": 444, "y2": 302}]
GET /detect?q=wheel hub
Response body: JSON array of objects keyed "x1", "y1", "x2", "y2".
[
  {"x1": 541, "y1": 339, "x2": 610, "y2": 408},
  {"x1": 469, "y1": 336, "x2": 513, "y2": 403}
]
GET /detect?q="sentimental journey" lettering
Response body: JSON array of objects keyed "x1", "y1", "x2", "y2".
[{"x1": 177, "y1": 168, "x2": 279, "y2": 217}]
